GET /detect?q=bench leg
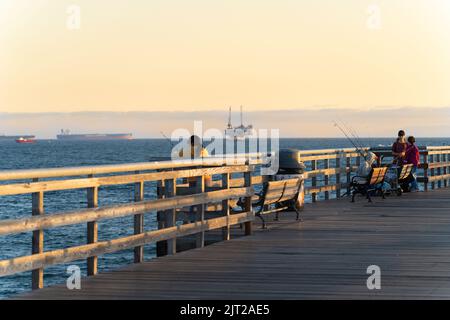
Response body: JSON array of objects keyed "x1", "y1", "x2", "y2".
[
  {"x1": 274, "y1": 212, "x2": 279, "y2": 221},
  {"x1": 366, "y1": 190, "x2": 372, "y2": 203},
  {"x1": 351, "y1": 190, "x2": 357, "y2": 203},
  {"x1": 294, "y1": 207, "x2": 303, "y2": 222},
  {"x1": 256, "y1": 213, "x2": 267, "y2": 229}
]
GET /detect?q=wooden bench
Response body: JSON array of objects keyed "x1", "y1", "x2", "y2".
[
  {"x1": 351, "y1": 167, "x2": 388, "y2": 203},
  {"x1": 397, "y1": 164, "x2": 414, "y2": 195},
  {"x1": 234, "y1": 178, "x2": 303, "y2": 229}
]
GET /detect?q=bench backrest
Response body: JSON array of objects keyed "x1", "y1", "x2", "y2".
[
  {"x1": 263, "y1": 178, "x2": 302, "y2": 205},
  {"x1": 369, "y1": 167, "x2": 388, "y2": 185},
  {"x1": 398, "y1": 164, "x2": 413, "y2": 180}
]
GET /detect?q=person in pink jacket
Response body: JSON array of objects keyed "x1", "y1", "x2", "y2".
[{"x1": 405, "y1": 136, "x2": 420, "y2": 192}]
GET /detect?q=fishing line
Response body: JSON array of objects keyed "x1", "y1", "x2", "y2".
[{"x1": 160, "y1": 131, "x2": 175, "y2": 147}]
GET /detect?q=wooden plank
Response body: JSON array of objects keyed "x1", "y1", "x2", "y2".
[
  {"x1": 31, "y1": 178, "x2": 44, "y2": 290},
  {"x1": 304, "y1": 166, "x2": 358, "y2": 179},
  {"x1": 208, "y1": 175, "x2": 265, "y2": 188},
  {"x1": 156, "y1": 179, "x2": 166, "y2": 257},
  {"x1": 300, "y1": 152, "x2": 361, "y2": 162},
  {"x1": 335, "y1": 157, "x2": 341, "y2": 198},
  {"x1": 165, "y1": 178, "x2": 177, "y2": 255},
  {"x1": 87, "y1": 174, "x2": 98, "y2": 276},
  {"x1": 297, "y1": 147, "x2": 367, "y2": 155},
  {"x1": 427, "y1": 174, "x2": 450, "y2": 183},
  {"x1": 311, "y1": 160, "x2": 317, "y2": 202},
  {"x1": 427, "y1": 161, "x2": 450, "y2": 169},
  {"x1": 0, "y1": 156, "x2": 263, "y2": 181},
  {"x1": 305, "y1": 183, "x2": 349, "y2": 195},
  {"x1": 195, "y1": 175, "x2": 205, "y2": 248},
  {"x1": 133, "y1": 171, "x2": 144, "y2": 263},
  {"x1": 430, "y1": 154, "x2": 435, "y2": 190},
  {"x1": 0, "y1": 212, "x2": 253, "y2": 276},
  {"x1": 324, "y1": 159, "x2": 330, "y2": 200},
  {"x1": 221, "y1": 173, "x2": 230, "y2": 241},
  {"x1": 243, "y1": 168, "x2": 252, "y2": 236},
  {"x1": 423, "y1": 153, "x2": 429, "y2": 191},
  {"x1": 17, "y1": 188, "x2": 450, "y2": 300},
  {"x1": 346, "y1": 157, "x2": 351, "y2": 195},
  {"x1": 0, "y1": 165, "x2": 254, "y2": 196},
  {"x1": 0, "y1": 187, "x2": 254, "y2": 236},
  {"x1": 444, "y1": 154, "x2": 448, "y2": 188}
]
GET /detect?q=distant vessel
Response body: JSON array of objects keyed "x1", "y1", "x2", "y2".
[
  {"x1": 224, "y1": 106, "x2": 254, "y2": 140},
  {"x1": 15, "y1": 137, "x2": 36, "y2": 144},
  {"x1": 0, "y1": 135, "x2": 35, "y2": 140},
  {"x1": 57, "y1": 129, "x2": 133, "y2": 141}
]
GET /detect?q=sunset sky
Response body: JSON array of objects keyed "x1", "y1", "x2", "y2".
[{"x1": 0, "y1": 0, "x2": 450, "y2": 136}]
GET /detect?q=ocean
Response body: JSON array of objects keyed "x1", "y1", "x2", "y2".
[{"x1": 1, "y1": 137, "x2": 449, "y2": 299}]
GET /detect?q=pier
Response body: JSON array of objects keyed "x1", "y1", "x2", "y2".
[{"x1": 1, "y1": 146, "x2": 450, "y2": 299}]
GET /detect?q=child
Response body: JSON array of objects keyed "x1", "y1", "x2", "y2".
[{"x1": 405, "y1": 136, "x2": 420, "y2": 192}]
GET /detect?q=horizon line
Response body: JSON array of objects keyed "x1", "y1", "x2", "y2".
[{"x1": 1, "y1": 105, "x2": 450, "y2": 115}]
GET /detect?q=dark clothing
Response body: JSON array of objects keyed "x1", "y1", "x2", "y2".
[
  {"x1": 392, "y1": 140, "x2": 407, "y2": 165},
  {"x1": 405, "y1": 144, "x2": 420, "y2": 166}
]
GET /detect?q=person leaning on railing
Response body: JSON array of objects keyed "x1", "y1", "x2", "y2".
[
  {"x1": 405, "y1": 136, "x2": 420, "y2": 192},
  {"x1": 176, "y1": 135, "x2": 211, "y2": 186},
  {"x1": 392, "y1": 130, "x2": 407, "y2": 166}
]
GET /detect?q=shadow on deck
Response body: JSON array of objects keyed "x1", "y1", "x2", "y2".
[{"x1": 16, "y1": 188, "x2": 450, "y2": 299}]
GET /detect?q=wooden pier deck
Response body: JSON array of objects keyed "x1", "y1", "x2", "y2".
[{"x1": 17, "y1": 188, "x2": 450, "y2": 300}]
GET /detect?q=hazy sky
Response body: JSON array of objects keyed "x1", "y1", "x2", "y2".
[
  {"x1": 1, "y1": 108, "x2": 449, "y2": 139},
  {"x1": 0, "y1": 1, "x2": 449, "y2": 137},
  {"x1": 1, "y1": 0, "x2": 450, "y2": 112}
]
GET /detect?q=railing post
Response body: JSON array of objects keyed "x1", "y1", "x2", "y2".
[
  {"x1": 87, "y1": 174, "x2": 98, "y2": 276},
  {"x1": 156, "y1": 179, "x2": 167, "y2": 257},
  {"x1": 430, "y1": 154, "x2": 435, "y2": 190},
  {"x1": 134, "y1": 171, "x2": 144, "y2": 263},
  {"x1": 195, "y1": 175, "x2": 205, "y2": 248},
  {"x1": 165, "y1": 178, "x2": 177, "y2": 255},
  {"x1": 311, "y1": 159, "x2": 317, "y2": 202},
  {"x1": 324, "y1": 159, "x2": 329, "y2": 200},
  {"x1": 442, "y1": 153, "x2": 448, "y2": 188},
  {"x1": 346, "y1": 155, "x2": 351, "y2": 196},
  {"x1": 423, "y1": 152, "x2": 429, "y2": 191},
  {"x1": 335, "y1": 157, "x2": 341, "y2": 198},
  {"x1": 437, "y1": 154, "x2": 442, "y2": 189},
  {"x1": 31, "y1": 178, "x2": 44, "y2": 290},
  {"x1": 243, "y1": 166, "x2": 252, "y2": 236},
  {"x1": 221, "y1": 172, "x2": 231, "y2": 240}
]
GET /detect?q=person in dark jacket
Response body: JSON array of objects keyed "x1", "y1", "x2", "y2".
[
  {"x1": 405, "y1": 136, "x2": 420, "y2": 192},
  {"x1": 392, "y1": 130, "x2": 407, "y2": 166}
]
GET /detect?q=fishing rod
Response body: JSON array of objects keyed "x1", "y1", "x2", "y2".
[
  {"x1": 343, "y1": 121, "x2": 366, "y2": 151},
  {"x1": 333, "y1": 121, "x2": 368, "y2": 161},
  {"x1": 160, "y1": 131, "x2": 175, "y2": 147},
  {"x1": 336, "y1": 117, "x2": 366, "y2": 151}
]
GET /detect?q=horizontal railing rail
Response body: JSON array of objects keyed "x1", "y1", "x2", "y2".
[
  {"x1": 371, "y1": 146, "x2": 450, "y2": 191},
  {"x1": 0, "y1": 158, "x2": 257, "y2": 290},
  {"x1": 298, "y1": 147, "x2": 367, "y2": 201},
  {"x1": 299, "y1": 146, "x2": 450, "y2": 200},
  {"x1": 0, "y1": 153, "x2": 267, "y2": 181}
]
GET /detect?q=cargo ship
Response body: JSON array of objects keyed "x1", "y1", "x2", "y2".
[
  {"x1": 57, "y1": 129, "x2": 132, "y2": 141},
  {"x1": 0, "y1": 135, "x2": 36, "y2": 140}
]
